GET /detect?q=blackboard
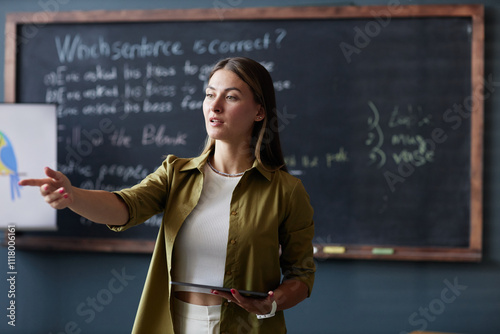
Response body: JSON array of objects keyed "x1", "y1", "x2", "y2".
[{"x1": 4, "y1": 5, "x2": 484, "y2": 261}]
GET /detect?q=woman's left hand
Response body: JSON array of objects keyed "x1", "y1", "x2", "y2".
[{"x1": 211, "y1": 288, "x2": 275, "y2": 315}]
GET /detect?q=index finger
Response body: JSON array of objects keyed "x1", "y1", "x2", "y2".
[
  {"x1": 18, "y1": 166, "x2": 61, "y2": 187},
  {"x1": 18, "y1": 178, "x2": 52, "y2": 187}
]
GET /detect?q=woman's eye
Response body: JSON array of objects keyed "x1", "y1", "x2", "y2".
[
  {"x1": 226, "y1": 95, "x2": 237, "y2": 101},
  {"x1": 206, "y1": 93, "x2": 214, "y2": 99}
]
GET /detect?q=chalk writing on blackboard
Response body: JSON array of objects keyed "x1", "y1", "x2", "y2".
[
  {"x1": 366, "y1": 100, "x2": 436, "y2": 173},
  {"x1": 366, "y1": 101, "x2": 386, "y2": 168}
]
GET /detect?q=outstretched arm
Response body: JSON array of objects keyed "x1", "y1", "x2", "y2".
[{"x1": 19, "y1": 167, "x2": 129, "y2": 226}]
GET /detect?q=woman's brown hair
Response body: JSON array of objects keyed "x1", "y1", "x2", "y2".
[{"x1": 201, "y1": 57, "x2": 288, "y2": 172}]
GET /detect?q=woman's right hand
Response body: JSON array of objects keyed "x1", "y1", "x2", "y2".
[{"x1": 18, "y1": 167, "x2": 74, "y2": 210}]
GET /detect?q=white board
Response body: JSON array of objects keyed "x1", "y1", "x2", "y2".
[{"x1": 0, "y1": 104, "x2": 57, "y2": 230}]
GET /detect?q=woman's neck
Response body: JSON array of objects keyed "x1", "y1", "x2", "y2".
[{"x1": 211, "y1": 141, "x2": 254, "y2": 175}]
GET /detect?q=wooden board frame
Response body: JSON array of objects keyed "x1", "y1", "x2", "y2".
[{"x1": 4, "y1": 4, "x2": 484, "y2": 261}]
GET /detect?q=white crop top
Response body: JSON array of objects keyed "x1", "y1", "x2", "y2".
[{"x1": 171, "y1": 163, "x2": 242, "y2": 295}]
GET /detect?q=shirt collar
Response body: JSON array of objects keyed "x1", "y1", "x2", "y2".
[{"x1": 180, "y1": 149, "x2": 273, "y2": 181}]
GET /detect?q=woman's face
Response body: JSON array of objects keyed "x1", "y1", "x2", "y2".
[{"x1": 203, "y1": 69, "x2": 264, "y2": 145}]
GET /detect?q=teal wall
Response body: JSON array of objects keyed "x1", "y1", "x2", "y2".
[{"x1": 1, "y1": 0, "x2": 499, "y2": 333}]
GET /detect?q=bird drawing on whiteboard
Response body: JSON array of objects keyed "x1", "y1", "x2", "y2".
[{"x1": 0, "y1": 131, "x2": 21, "y2": 201}]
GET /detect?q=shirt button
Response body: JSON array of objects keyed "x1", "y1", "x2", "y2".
[
  {"x1": 224, "y1": 302, "x2": 229, "y2": 307},
  {"x1": 231, "y1": 211, "x2": 238, "y2": 216},
  {"x1": 230, "y1": 239, "x2": 236, "y2": 245},
  {"x1": 226, "y1": 270, "x2": 232, "y2": 275}
]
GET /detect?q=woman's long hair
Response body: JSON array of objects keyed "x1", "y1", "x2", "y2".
[{"x1": 201, "y1": 57, "x2": 288, "y2": 172}]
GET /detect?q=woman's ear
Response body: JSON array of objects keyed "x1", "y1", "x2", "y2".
[{"x1": 255, "y1": 106, "x2": 265, "y2": 122}]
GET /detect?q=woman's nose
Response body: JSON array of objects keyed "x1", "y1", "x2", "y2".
[{"x1": 209, "y1": 98, "x2": 222, "y2": 113}]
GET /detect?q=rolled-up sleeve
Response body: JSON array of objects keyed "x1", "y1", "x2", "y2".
[
  {"x1": 279, "y1": 179, "x2": 316, "y2": 297},
  {"x1": 108, "y1": 158, "x2": 171, "y2": 232}
]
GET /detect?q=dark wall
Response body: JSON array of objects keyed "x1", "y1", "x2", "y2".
[{"x1": 1, "y1": 0, "x2": 499, "y2": 333}]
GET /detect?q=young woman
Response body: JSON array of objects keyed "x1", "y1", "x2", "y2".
[{"x1": 20, "y1": 57, "x2": 315, "y2": 334}]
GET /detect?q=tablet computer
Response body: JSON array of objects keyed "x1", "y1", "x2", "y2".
[{"x1": 170, "y1": 281, "x2": 268, "y2": 298}]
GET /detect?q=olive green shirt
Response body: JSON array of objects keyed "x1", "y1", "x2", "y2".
[{"x1": 109, "y1": 150, "x2": 315, "y2": 334}]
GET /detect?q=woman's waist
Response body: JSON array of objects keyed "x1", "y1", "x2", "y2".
[{"x1": 174, "y1": 291, "x2": 223, "y2": 306}]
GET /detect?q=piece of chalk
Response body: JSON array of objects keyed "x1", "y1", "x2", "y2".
[
  {"x1": 323, "y1": 246, "x2": 346, "y2": 254},
  {"x1": 372, "y1": 248, "x2": 394, "y2": 255}
]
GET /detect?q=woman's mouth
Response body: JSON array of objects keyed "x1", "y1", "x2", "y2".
[{"x1": 210, "y1": 117, "x2": 223, "y2": 125}]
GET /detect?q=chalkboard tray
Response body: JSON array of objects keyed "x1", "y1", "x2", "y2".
[{"x1": 4, "y1": 5, "x2": 484, "y2": 261}]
